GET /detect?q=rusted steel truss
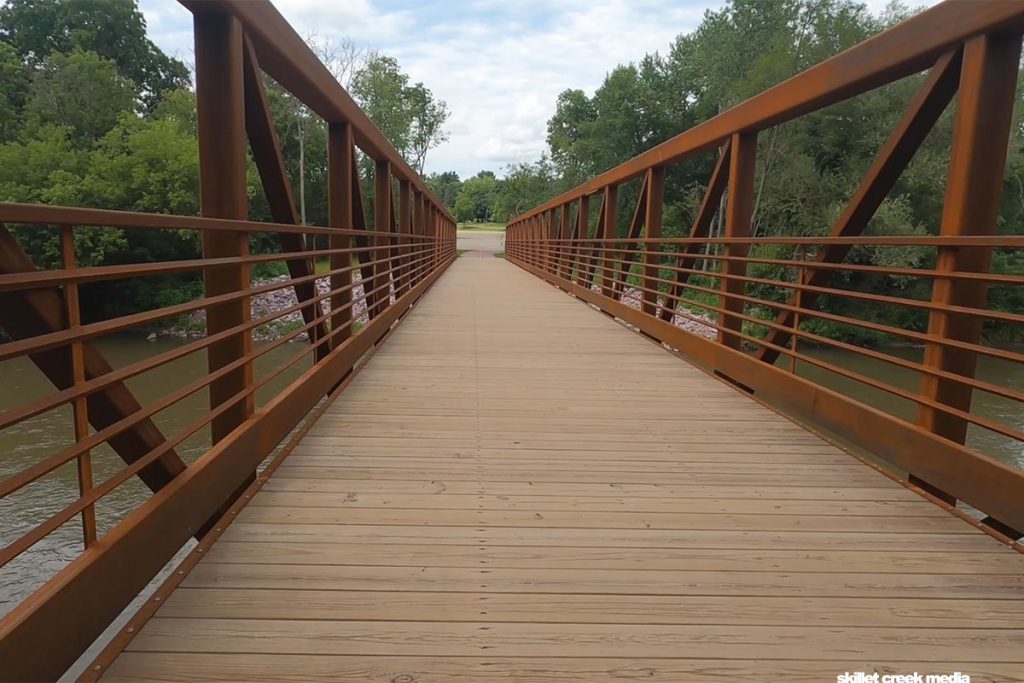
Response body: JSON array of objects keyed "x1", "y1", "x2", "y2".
[{"x1": 507, "y1": 3, "x2": 1024, "y2": 546}]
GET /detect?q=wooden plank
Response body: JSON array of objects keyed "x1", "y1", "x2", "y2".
[
  {"x1": 179, "y1": 563, "x2": 1024, "y2": 599},
  {"x1": 231, "y1": 505, "x2": 973, "y2": 534},
  {"x1": 247, "y1": 492, "x2": 945, "y2": 516},
  {"x1": 126, "y1": 619, "x2": 1024, "y2": 660},
  {"x1": 218, "y1": 522, "x2": 1004, "y2": 552},
  {"x1": 271, "y1": 465, "x2": 893, "y2": 487},
  {"x1": 279, "y1": 456, "x2": 876, "y2": 474},
  {"x1": 159, "y1": 587, "x2": 1024, "y2": 626},
  {"x1": 199, "y1": 542, "x2": 1022, "y2": 573},
  {"x1": 259, "y1": 478, "x2": 926, "y2": 501}
]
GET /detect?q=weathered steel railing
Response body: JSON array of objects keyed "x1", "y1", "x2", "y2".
[
  {"x1": 0, "y1": 1, "x2": 454, "y2": 679},
  {"x1": 507, "y1": 2, "x2": 1024, "y2": 540}
]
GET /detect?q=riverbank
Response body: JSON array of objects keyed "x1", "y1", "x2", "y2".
[
  {"x1": 156, "y1": 273, "x2": 718, "y2": 343},
  {"x1": 160, "y1": 273, "x2": 376, "y2": 343}
]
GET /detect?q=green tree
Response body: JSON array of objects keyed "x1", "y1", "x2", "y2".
[
  {"x1": 454, "y1": 171, "x2": 498, "y2": 222},
  {"x1": 493, "y1": 159, "x2": 556, "y2": 222},
  {"x1": 425, "y1": 170, "x2": 461, "y2": 212},
  {"x1": 351, "y1": 55, "x2": 450, "y2": 172},
  {"x1": 0, "y1": 40, "x2": 28, "y2": 142},
  {"x1": 454, "y1": 192, "x2": 475, "y2": 223},
  {"x1": 23, "y1": 49, "x2": 136, "y2": 145},
  {"x1": 546, "y1": 89, "x2": 596, "y2": 184},
  {"x1": 0, "y1": 0, "x2": 189, "y2": 108},
  {"x1": 406, "y1": 82, "x2": 449, "y2": 174}
]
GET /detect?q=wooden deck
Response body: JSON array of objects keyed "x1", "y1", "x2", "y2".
[{"x1": 104, "y1": 256, "x2": 1024, "y2": 682}]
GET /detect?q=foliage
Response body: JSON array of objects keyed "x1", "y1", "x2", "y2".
[
  {"x1": 0, "y1": 0, "x2": 189, "y2": 109},
  {"x1": 425, "y1": 170, "x2": 462, "y2": 210},
  {"x1": 24, "y1": 49, "x2": 136, "y2": 145},
  {"x1": 350, "y1": 55, "x2": 450, "y2": 174},
  {"x1": 454, "y1": 171, "x2": 498, "y2": 222}
]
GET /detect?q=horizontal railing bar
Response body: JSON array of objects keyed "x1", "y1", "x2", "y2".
[
  {"x1": 542, "y1": 234, "x2": 1024, "y2": 247},
  {"x1": 586, "y1": 243, "x2": 1024, "y2": 286},
  {"x1": 0, "y1": 251, "x2": 439, "y2": 504},
  {"x1": 0, "y1": 307, "x2": 336, "y2": 567},
  {"x1": 533, "y1": 242, "x2": 1024, "y2": 325},
  {"x1": 0, "y1": 249, "x2": 447, "y2": 566},
  {"x1": 563, "y1": 245, "x2": 1024, "y2": 365},
  {"x1": 0, "y1": 240, "x2": 438, "y2": 292},
  {"x1": 536, "y1": 249, "x2": 1024, "y2": 400},
  {"x1": 0, "y1": 268, "x2": 329, "y2": 362},
  {"x1": 0, "y1": 248, "x2": 436, "y2": 433},
  {"x1": 0, "y1": 244, "x2": 440, "y2": 361},
  {"x1": 0, "y1": 201, "x2": 445, "y2": 239},
  {"x1": 509, "y1": 250, "x2": 1024, "y2": 440}
]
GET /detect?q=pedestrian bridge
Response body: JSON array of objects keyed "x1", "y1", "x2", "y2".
[{"x1": 1, "y1": 1, "x2": 1023, "y2": 681}]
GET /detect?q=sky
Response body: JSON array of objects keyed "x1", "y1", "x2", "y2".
[{"x1": 138, "y1": 0, "x2": 937, "y2": 180}]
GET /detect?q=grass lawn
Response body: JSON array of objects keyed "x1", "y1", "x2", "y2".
[{"x1": 457, "y1": 222, "x2": 506, "y2": 232}]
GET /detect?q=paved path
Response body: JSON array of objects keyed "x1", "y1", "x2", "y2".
[
  {"x1": 104, "y1": 257, "x2": 1024, "y2": 682},
  {"x1": 457, "y1": 229, "x2": 503, "y2": 256}
]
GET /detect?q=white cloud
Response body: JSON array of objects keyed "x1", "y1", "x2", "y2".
[{"x1": 141, "y1": 0, "x2": 940, "y2": 180}]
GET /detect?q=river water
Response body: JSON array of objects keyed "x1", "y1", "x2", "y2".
[
  {"x1": 1, "y1": 336, "x2": 1021, "y2": 617},
  {"x1": 0, "y1": 336, "x2": 307, "y2": 616}
]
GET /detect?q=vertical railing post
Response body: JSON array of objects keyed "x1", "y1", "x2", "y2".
[
  {"x1": 559, "y1": 203, "x2": 571, "y2": 279},
  {"x1": 552, "y1": 208, "x2": 561, "y2": 274},
  {"x1": 536, "y1": 213, "x2": 544, "y2": 270},
  {"x1": 718, "y1": 131, "x2": 757, "y2": 350},
  {"x1": 540, "y1": 211, "x2": 549, "y2": 273},
  {"x1": 576, "y1": 195, "x2": 590, "y2": 286},
  {"x1": 60, "y1": 225, "x2": 97, "y2": 548},
  {"x1": 553, "y1": 208, "x2": 562, "y2": 275},
  {"x1": 532, "y1": 216, "x2": 540, "y2": 266},
  {"x1": 412, "y1": 190, "x2": 423, "y2": 286},
  {"x1": 430, "y1": 204, "x2": 439, "y2": 271},
  {"x1": 601, "y1": 186, "x2": 618, "y2": 298},
  {"x1": 373, "y1": 160, "x2": 392, "y2": 317},
  {"x1": 194, "y1": 10, "x2": 253, "y2": 445},
  {"x1": 398, "y1": 180, "x2": 412, "y2": 295},
  {"x1": 328, "y1": 122, "x2": 354, "y2": 346},
  {"x1": 642, "y1": 167, "x2": 666, "y2": 316},
  {"x1": 916, "y1": 32, "x2": 1022, "y2": 453}
]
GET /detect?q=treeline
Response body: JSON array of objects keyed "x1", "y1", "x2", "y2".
[
  {"x1": 432, "y1": 0, "x2": 1023, "y2": 343},
  {"x1": 426, "y1": 161, "x2": 558, "y2": 224},
  {"x1": 0, "y1": 0, "x2": 448, "y2": 320}
]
